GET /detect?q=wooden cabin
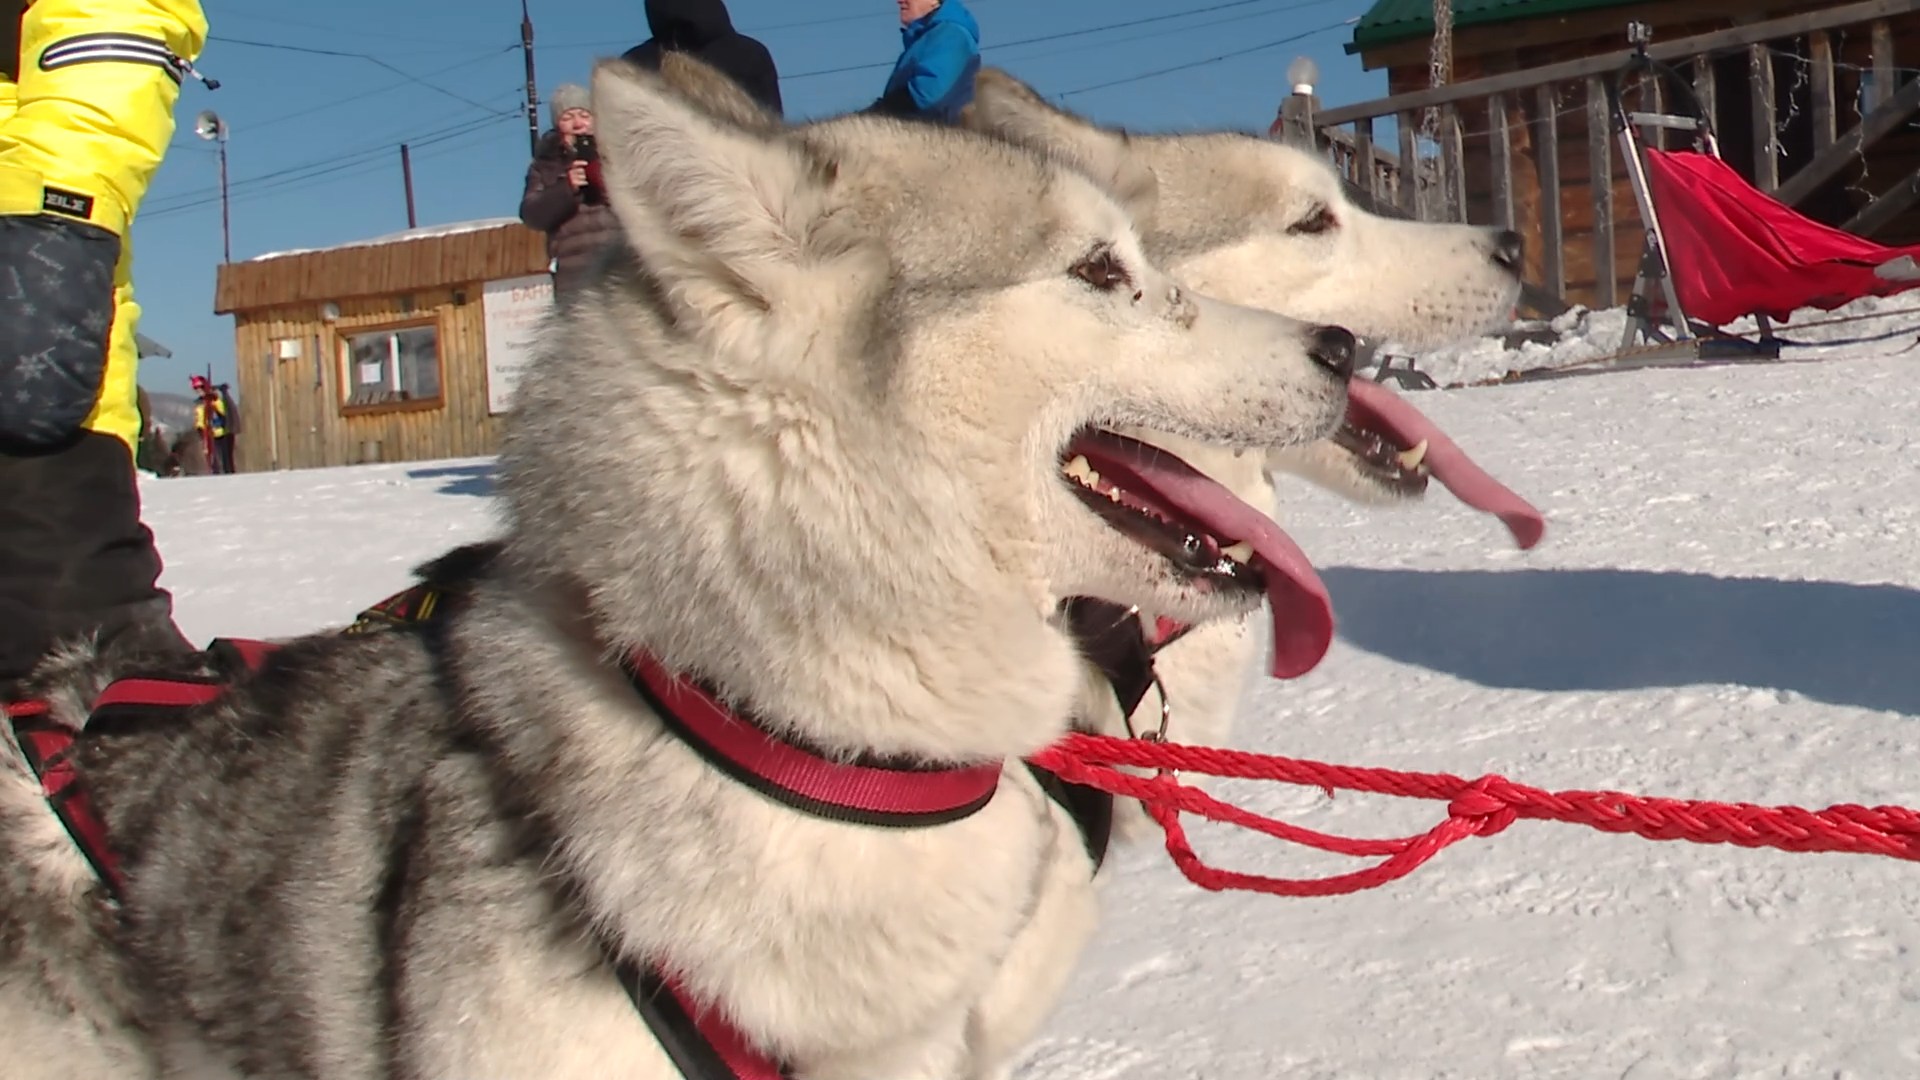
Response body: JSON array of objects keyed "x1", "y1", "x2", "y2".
[
  {"x1": 1311, "y1": 0, "x2": 1920, "y2": 312},
  {"x1": 211, "y1": 218, "x2": 552, "y2": 473}
]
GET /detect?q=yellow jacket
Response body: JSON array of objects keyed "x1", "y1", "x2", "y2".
[
  {"x1": 0, "y1": 0, "x2": 209, "y2": 451},
  {"x1": 193, "y1": 394, "x2": 228, "y2": 438}
]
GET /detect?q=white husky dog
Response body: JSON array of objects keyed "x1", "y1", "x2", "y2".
[
  {"x1": 961, "y1": 66, "x2": 1546, "y2": 770},
  {"x1": 0, "y1": 57, "x2": 1361, "y2": 1080},
  {"x1": 947, "y1": 69, "x2": 1549, "y2": 1070}
]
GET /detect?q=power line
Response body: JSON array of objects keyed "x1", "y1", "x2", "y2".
[
  {"x1": 142, "y1": 111, "x2": 519, "y2": 223},
  {"x1": 143, "y1": 108, "x2": 520, "y2": 218},
  {"x1": 994, "y1": 0, "x2": 1347, "y2": 65},
  {"x1": 202, "y1": 7, "x2": 501, "y2": 49},
  {"x1": 538, "y1": 0, "x2": 1007, "y2": 48},
  {"x1": 205, "y1": 34, "x2": 368, "y2": 58},
  {"x1": 206, "y1": 36, "x2": 512, "y2": 118},
  {"x1": 244, "y1": 47, "x2": 517, "y2": 132},
  {"x1": 781, "y1": 0, "x2": 1322, "y2": 82},
  {"x1": 361, "y1": 55, "x2": 503, "y2": 114},
  {"x1": 1059, "y1": 18, "x2": 1357, "y2": 98}
]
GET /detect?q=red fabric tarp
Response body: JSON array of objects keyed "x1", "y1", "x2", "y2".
[{"x1": 1642, "y1": 147, "x2": 1920, "y2": 327}]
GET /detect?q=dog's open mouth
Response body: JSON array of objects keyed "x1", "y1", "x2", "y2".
[
  {"x1": 1059, "y1": 429, "x2": 1332, "y2": 678},
  {"x1": 1336, "y1": 388, "x2": 1432, "y2": 495},
  {"x1": 1061, "y1": 452, "x2": 1265, "y2": 590},
  {"x1": 1342, "y1": 380, "x2": 1548, "y2": 550}
]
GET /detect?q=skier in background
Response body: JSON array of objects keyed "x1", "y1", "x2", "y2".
[{"x1": 191, "y1": 373, "x2": 236, "y2": 475}]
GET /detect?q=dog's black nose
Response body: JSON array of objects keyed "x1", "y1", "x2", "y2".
[
  {"x1": 1491, "y1": 229, "x2": 1525, "y2": 273},
  {"x1": 1307, "y1": 326, "x2": 1357, "y2": 379}
]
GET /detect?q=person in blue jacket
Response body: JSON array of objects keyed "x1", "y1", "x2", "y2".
[{"x1": 872, "y1": 0, "x2": 980, "y2": 123}]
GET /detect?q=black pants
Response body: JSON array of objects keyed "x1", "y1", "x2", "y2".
[
  {"x1": 210, "y1": 434, "x2": 236, "y2": 475},
  {"x1": 0, "y1": 432, "x2": 190, "y2": 686}
]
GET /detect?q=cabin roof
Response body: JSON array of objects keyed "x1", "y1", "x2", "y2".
[
  {"x1": 1349, "y1": 0, "x2": 1643, "y2": 53},
  {"x1": 213, "y1": 218, "x2": 549, "y2": 315}
]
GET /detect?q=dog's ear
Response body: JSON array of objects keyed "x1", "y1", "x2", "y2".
[
  {"x1": 962, "y1": 68, "x2": 1158, "y2": 227},
  {"x1": 655, "y1": 51, "x2": 781, "y2": 134},
  {"x1": 590, "y1": 58, "x2": 827, "y2": 312}
]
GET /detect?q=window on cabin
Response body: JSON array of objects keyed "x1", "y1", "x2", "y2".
[{"x1": 338, "y1": 323, "x2": 442, "y2": 412}]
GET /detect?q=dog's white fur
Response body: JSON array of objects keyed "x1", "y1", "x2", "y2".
[
  {"x1": 961, "y1": 66, "x2": 1524, "y2": 766},
  {"x1": 949, "y1": 69, "x2": 1526, "y2": 1071},
  {"x1": 0, "y1": 57, "x2": 1353, "y2": 1080}
]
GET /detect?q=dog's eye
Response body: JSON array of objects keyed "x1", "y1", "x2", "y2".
[
  {"x1": 1070, "y1": 247, "x2": 1131, "y2": 292},
  {"x1": 1288, "y1": 206, "x2": 1337, "y2": 235}
]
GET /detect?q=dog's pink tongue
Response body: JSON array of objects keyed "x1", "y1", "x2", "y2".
[
  {"x1": 1346, "y1": 380, "x2": 1546, "y2": 550},
  {"x1": 1077, "y1": 432, "x2": 1332, "y2": 679}
]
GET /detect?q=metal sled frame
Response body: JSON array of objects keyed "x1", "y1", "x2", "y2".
[{"x1": 1608, "y1": 25, "x2": 1784, "y2": 363}]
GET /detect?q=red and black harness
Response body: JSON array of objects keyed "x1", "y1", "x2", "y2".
[{"x1": 1, "y1": 580, "x2": 1171, "y2": 1080}]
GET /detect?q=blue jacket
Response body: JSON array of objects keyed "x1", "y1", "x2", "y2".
[{"x1": 880, "y1": 0, "x2": 981, "y2": 122}]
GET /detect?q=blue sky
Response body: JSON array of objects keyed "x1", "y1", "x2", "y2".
[{"x1": 134, "y1": 0, "x2": 1389, "y2": 393}]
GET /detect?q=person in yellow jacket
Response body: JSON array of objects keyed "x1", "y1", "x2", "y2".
[{"x1": 0, "y1": 0, "x2": 210, "y2": 697}]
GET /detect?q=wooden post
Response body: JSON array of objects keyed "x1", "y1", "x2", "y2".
[
  {"x1": 1398, "y1": 109, "x2": 1421, "y2": 217},
  {"x1": 1534, "y1": 83, "x2": 1564, "y2": 296},
  {"x1": 1441, "y1": 104, "x2": 1467, "y2": 221},
  {"x1": 1871, "y1": 19, "x2": 1895, "y2": 110},
  {"x1": 400, "y1": 143, "x2": 418, "y2": 229},
  {"x1": 1810, "y1": 30, "x2": 1836, "y2": 155},
  {"x1": 1488, "y1": 92, "x2": 1514, "y2": 229},
  {"x1": 1278, "y1": 91, "x2": 1321, "y2": 150},
  {"x1": 1750, "y1": 44, "x2": 1778, "y2": 191},
  {"x1": 1586, "y1": 76, "x2": 1616, "y2": 309},
  {"x1": 1354, "y1": 117, "x2": 1379, "y2": 203},
  {"x1": 1691, "y1": 55, "x2": 1718, "y2": 138},
  {"x1": 1638, "y1": 71, "x2": 1665, "y2": 150},
  {"x1": 521, "y1": 0, "x2": 541, "y2": 157}
]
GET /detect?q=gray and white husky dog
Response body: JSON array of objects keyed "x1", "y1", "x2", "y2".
[
  {"x1": 637, "y1": 60, "x2": 1547, "y2": 1069},
  {"x1": 947, "y1": 69, "x2": 1548, "y2": 1067},
  {"x1": 0, "y1": 56, "x2": 1358, "y2": 1080},
  {"x1": 961, "y1": 68, "x2": 1544, "y2": 766}
]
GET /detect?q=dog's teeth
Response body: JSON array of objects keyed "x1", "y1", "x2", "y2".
[
  {"x1": 1396, "y1": 440, "x2": 1429, "y2": 469},
  {"x1": 1063, "y1": 455, "x2": 1094, "y2": 482},
  {"x1": 1108, "y1": 488, "x2": 1123, "y2": 503},
  {"x1": 1220, "y1": 540, "x2": 1254, "y2": 563}
]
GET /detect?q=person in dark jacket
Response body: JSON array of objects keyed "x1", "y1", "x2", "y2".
[
  {"x1": 873, "y1": 0, "x2": 980, "y2": 123},
  {"x1": 518, "y1": 84, "x2": 624, "y2": 300},
  {"x1": 622, "y1": 0, "x2": 782, "y2": 117}
]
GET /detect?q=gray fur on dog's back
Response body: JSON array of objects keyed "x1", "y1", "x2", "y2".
[{"x1": 83, "y1": 629, "x2": 458, "y2": 1076}]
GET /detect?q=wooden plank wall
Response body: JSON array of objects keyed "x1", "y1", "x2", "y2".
[{"x1": 231, "y1": 286, "x2": 504, "y2": 473}]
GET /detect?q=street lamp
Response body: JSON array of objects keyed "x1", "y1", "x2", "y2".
[
  {"x1": 194, "y1": 109, "x2": 230, "y2": 263},
  {"x1": 1272, "y1": 56, "x2": 1322, "y2": 147},
  {"x1": 1287, "y1": 55, "x2": 1320, "y2": 98}
]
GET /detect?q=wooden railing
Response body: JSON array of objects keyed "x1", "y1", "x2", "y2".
[{"x1": 1292, "y1": 0, "x2": 1920, "y2": 309}]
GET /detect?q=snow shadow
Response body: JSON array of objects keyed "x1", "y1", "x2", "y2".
[
  {"x1": 405, "y1": 462, "x2": 495, "y2": 498},
  {"x1": 1323, "y1": 567, "x2": 1920, "y2": 715}
]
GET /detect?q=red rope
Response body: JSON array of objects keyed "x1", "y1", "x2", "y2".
[{"x1": 1025, "y1": 733, "x2": 1920, "y2": 897}]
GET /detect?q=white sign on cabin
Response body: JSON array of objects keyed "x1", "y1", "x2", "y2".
[{"x1": 481, "y1": 273, "x2": 555, "y2": 414}]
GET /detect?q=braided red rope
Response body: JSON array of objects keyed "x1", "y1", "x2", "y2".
[{"x1": 1025, "y1": 733, "x2": 1920, "y2": 897}]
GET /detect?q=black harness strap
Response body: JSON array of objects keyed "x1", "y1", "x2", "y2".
[
  {"x1": 615, "y1": 963, "x2": 793, "y2": 1080},
  {"x1": 1037, "y1": 597, "x2": 1176, "y2": 872}
]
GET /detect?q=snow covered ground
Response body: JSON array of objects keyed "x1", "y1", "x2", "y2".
[{"x1": 139, "y1": 315, "x2": 1920, "y2": 1079}]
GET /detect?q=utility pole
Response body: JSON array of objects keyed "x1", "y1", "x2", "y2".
[
  {"x1": 400, "y1": 143, "x2": 417, "y2": 228},
  {"x1": 521, "y1": 0, "x2": 540, "y2": 156}
]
